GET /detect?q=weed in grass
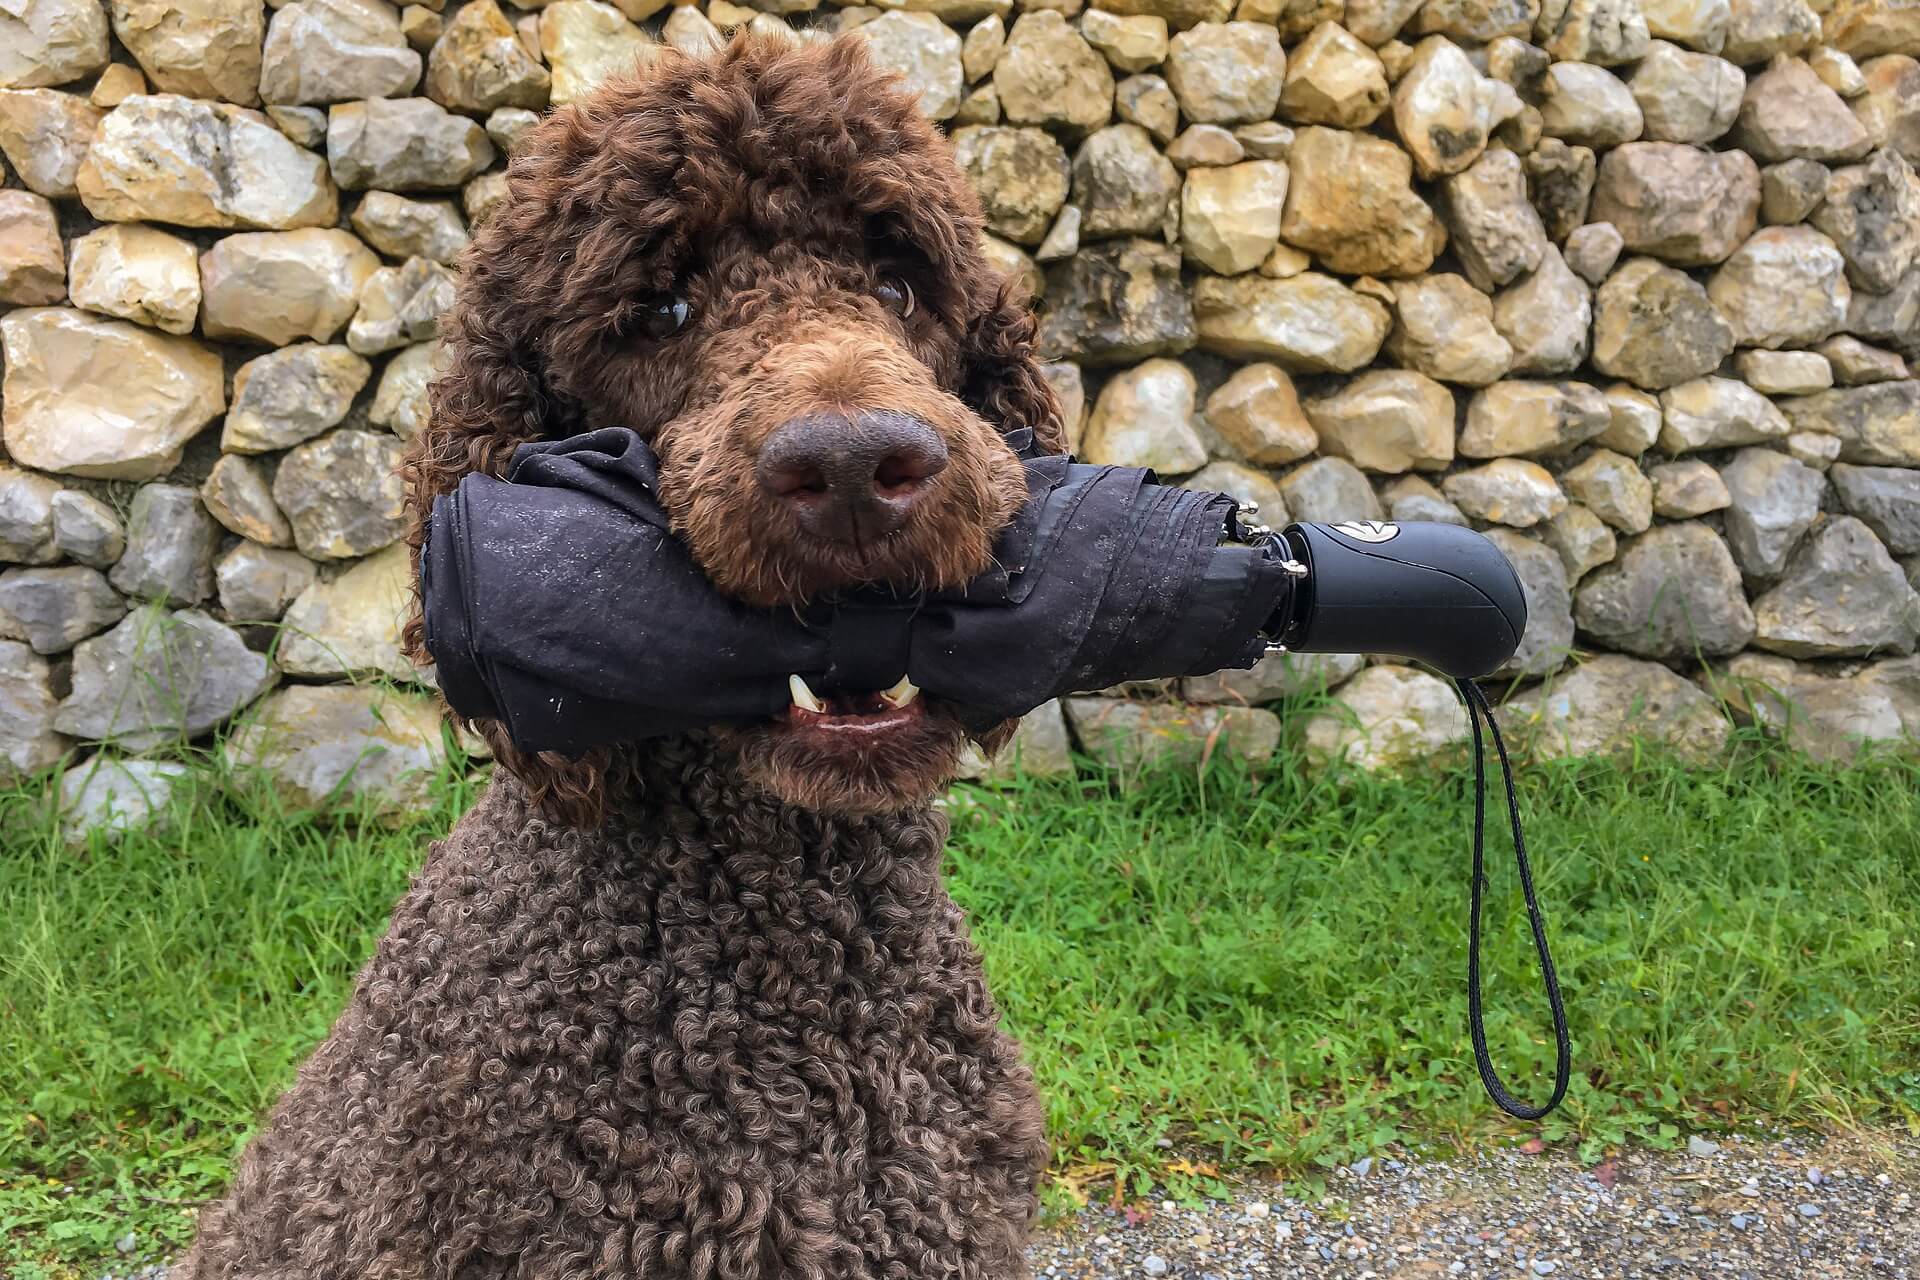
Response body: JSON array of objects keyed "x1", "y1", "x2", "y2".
[{"x1": 2, "y1": 737, "x2": 1917, "y2": 1274}]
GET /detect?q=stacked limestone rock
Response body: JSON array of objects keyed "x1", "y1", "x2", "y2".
[
  {"x1": 1, "y1": 0, "x2": 1918, "y2": 824},
  {"x1": 941, "y1": 0, "x2": 1920, "y2": 772}
]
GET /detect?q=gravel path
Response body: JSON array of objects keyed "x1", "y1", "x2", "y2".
[
  {"x1": 98, "y1": 1133, "x2": 1917, "y2": 1280},
  {"x1": 1027, "y1": 1132, "x2": 1919, "y2": 1279}
]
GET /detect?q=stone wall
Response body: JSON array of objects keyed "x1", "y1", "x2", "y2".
[{"x1": 3, "y1": 0, "x2": 1920, "y2": 824}]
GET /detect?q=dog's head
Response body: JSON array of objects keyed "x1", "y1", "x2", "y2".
[{"x1": 404, "y1": 32, "x2": 1063, "y2": 822}]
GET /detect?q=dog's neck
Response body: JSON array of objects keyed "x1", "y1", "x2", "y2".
[
  {"x1": 474, "y1": 738, "x2": 959, "y2": 985},
  {"x1": 503, "y1": 734, "x2": 951, "y2": 881}
]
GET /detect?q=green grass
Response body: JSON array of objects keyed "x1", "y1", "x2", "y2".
[{"x1": 3, "y1": 736, "x2": 1919, "y2": 1274}]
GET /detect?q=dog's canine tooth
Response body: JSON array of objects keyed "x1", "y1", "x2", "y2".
[
  {"x1": 880, "y1": 675, "x2": 920, "y2": 708},
  {"x1": 788, "y1": 674, "x2": 825, "y2": 713}
]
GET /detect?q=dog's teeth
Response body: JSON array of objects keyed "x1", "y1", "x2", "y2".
[
  {"x1": 880, "y1": 675, "x2": 920, "y2": 707},
  {"x1": 788, "y1": 674, "x2": 825, "y2": 713}
]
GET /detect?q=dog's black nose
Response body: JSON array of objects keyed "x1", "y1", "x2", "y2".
[{"x1": 756, "y1": 410, "x2": 948, "y2": 543}]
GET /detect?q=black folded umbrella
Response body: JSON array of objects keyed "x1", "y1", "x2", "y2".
[{"x1": 421, "y1": 427, "x2": 1299, "y2": 756}]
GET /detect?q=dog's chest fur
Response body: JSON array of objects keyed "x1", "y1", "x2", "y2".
[{"x1": 179, "y1": 752, "x2": 1046, "y2": 1280}]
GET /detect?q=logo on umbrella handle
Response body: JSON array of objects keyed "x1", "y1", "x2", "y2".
[{"x1": 1331, "y1": 519, "x2": 1401, "y2": 543}]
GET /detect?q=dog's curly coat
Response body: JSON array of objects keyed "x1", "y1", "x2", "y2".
[{"x1": 178, "y1": 32, "x2": 1062, "y2": 1280}]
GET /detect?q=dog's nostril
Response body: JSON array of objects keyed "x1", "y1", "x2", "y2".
[
  {"x1": 874, "y1": 446, "x2": 944, "y2": 498},
  {"x1": 762, "y1": 460, "x2": 829, "y2": 499},
  {"x1": 756, "y1": 411, "x2": 949, "y2": 543}
]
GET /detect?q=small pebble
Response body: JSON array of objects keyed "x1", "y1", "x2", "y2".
[
  {"x1": 1534, "y1": 1261, "x2": 1558, "y2": 1275},
  {"x1": 1142, "y1": 1255, "x2": 1169, "y2": 1277},
  {"x1": 1245, "y1": 1201, "x2": 1269, "y2": 1218},
  {"x1": 1808, "y1": 1167, "x2": 1826, "y2": 1185},
  {"x1": 1688, "y1": 1135, "x2": 1721, "y2": 1158},
  {"x1": 115, "y1": 1232, "x2": 137, "y2": 1254},
  {"x1": 1799, "y1": 1203, "x2": 1823, "y2": 1218},
  {"x1": 1731, "y1": 1214, "x2": 1749, "y2": 1231}
]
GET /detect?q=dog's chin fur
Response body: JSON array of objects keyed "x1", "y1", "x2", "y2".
[{"x1": 720, "y1": 705, "x2": 1016, "y2": 816}]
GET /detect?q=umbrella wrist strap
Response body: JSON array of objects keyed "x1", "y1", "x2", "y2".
[{"x1": 1460, "y1": 677, "x2": 1571, "y2": 1121}]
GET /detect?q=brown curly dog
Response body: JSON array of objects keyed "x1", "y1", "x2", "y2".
[{"x1": 178, "y1": 31, "x2": 1062, "y2": 1280}]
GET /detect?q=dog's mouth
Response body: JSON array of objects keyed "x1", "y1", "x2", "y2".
[
  {"x1": 779, "y1": 673, "x2": 927, "y2": 738},
  {"x1": 725, "y1": 671, "x2": 971, "y2": 815}
]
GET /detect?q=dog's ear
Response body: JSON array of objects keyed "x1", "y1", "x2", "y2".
[
  {"x1": 401, "y1": 290, "x2": 611, "y2": 823},
  {"x1": 960, "y1": 274, "x2": 1067, "y2": 458},
  {"x1": 399, "y1": 221, "x2": 615, "y2": 825}
]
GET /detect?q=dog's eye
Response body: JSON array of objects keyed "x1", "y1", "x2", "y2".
[
  {"x1": 876, "y1": 277, "x2": 915, "y2": 319},
  {"x1": 637, "y1": 294, "x2": 692, "y2": 339}
]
